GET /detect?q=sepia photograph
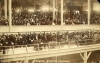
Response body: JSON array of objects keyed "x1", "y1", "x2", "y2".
[{"x1": 0, "y1": 0, "x2": 100, "y2": 63}]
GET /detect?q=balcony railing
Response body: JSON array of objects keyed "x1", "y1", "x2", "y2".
[{"x1": 0, "y1": 39, "x2": 100, "y2": 55}]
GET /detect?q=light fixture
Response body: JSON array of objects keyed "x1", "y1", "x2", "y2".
[
  {"x1": 41, "y1": 5, "x2": 49, "y2": 12},
  {"x1": 28, "y1": 9, "x2": 34, "y2": 13}
]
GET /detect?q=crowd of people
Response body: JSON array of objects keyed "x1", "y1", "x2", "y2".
[
  {"x1": 0, "y1": 30, "x2": 99, "y2": 47},
  {"x1": 0, "y1": 13, "x2": 100, "y2": 25},
  {"x1": 12, "y1": 12, "x2": 88, "y2": 25},
  {"x1": 0, "y1": 13, "x2": 96, "y2": 25},
  {"x1": 12, "y1": 13, "x2": 56, "y2": 25},
  {"x1": 90, "y1": 14, "x2": 100, "y2": 24},
  {"x1": 0, "y1": 30, "x2": 100, "y2": 54},
  {"x1": 0, "y1": 16, "x2": 9, "y2": 25},
  {"x1": 63, "y1": 13, "x2": 87, "y2": 25}
]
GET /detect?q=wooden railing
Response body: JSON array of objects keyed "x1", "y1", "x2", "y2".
[{"x1": 0, "y1": 39, "x2": 100, "y2": 55}]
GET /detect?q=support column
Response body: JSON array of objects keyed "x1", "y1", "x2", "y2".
[
  {"x1": 12, "y1": 46, "x2": 14, "y2": 54},
  {"x1": 4, "y1": 0, "x2": 7, "y2": 19},
  {"x1": 9, "y1": 0, "x2": 12, "y2": 32},
  {"x1": 33, "y1": 0, "x2": 35, "y2": 9},
  {"x1": 25, "y1": 56, "x2": 28, "y2": 63},
  {"x1": 26, "y1": 45, "x2": 28, "y2": 53},
  {"x1": 53, "y1": 0, "x2": 56, "y2": 20},
  {"x1": 88, "y1": 0, "x2": 90, "y2": 25},
  {"x1": 55, "y1": 0, "x2": 57, "y2": 21},
  {"x1": 56, "y1": 56, "x2": 57, "y2": 63},
  {"x1": 61, "y1": 0, "x2": 63, "y2": 29},
  {"x1": 80, "y1": 51, "x2": 92, "y2": 63},
  {"x1": 90, "y1": 0, "x2": 93, "y2": 14},
  {"x1": 84, "y1": 51, "x2": 88, "y2": 63},
  {"x1": 0, "y1": 0, "x2": 1, "y2": 17}
]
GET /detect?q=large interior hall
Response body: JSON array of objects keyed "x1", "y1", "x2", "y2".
[{"x1": 0, "y1": 0, "x2": 100, "y2": 63}]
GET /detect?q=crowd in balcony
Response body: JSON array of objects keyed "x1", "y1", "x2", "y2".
[
  {"x1": 0, "y1": 12, "x2": 100, "y2": 25},
  {"x1": 12, "y1": 12, "x2": 88, "y2": 25},
  {"x1": 12, "y1": 13, "x2": 60, "y2": 25},
  {"x1": 90, "y1": 14, "x2": 100, "y2": 24},
  {"x1": 0, "y1": 13, "x2": 100, "y2": 25},
  {"x1": 64, "y1": 13, "x2": 87, "y2": 25},
  {"x1": 0, "y1": 12, "x2": 88, "y2": 25},
  {"x1": 0, "y1": 30, "x2": 100, "y2": 47},
  {"x1": 0, "y1": 30, "x2": 100, "y2": 54},
  {"x1": 0, "y1": 16, "x2": 9, "y2": 25}
]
